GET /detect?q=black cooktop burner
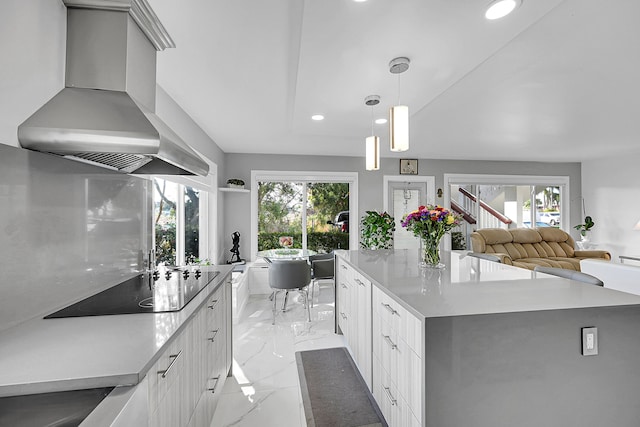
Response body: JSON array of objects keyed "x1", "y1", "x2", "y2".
[{"x1": 45, "y1": 267, "x2": 219, "y2": 318}]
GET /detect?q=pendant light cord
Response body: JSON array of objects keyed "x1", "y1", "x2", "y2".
[{"x1": 370, "y1": 104, "x2": 374, "y2": 135}]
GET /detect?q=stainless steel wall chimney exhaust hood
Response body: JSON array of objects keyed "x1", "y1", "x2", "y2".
[{"x1": 18, "y1": 0, "x2": 209, "y2": 176}]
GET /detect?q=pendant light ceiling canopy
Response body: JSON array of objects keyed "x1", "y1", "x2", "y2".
[
  {"x1": 389, "y1": 57, "x2": 410, "y2": 152},
  {"x1": 364, "y1": 95, "x2": 380, "y2": 171}
]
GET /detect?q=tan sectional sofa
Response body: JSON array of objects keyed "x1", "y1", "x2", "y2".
[{"x1": 470, "y1": 227, "x2": 610, "y2": 271}]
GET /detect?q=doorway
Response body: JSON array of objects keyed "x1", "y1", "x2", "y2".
[{"x1": 383, "y1": 176, "x2": 435, "y2": 249}]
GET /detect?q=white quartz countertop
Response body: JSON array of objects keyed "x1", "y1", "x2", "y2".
[
  {"x1": 0, "y1": 266, "x2": 233, "y2": 397},
  {"x1": 337, "y1": 250, "x2": 640, "y2": 319}
]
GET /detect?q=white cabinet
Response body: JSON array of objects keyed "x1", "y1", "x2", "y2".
[
  {"x1": 148, "y1": 329, "x2": 187, "y2": 427},
  {"x1": 148, "y1": 278, "x2": 232, "y2": 427},
  {"x1": 247, "y1": 263, "x2": 271, "y2": 295},
  {"x1": 372, "y1": 286, "x2": 422, "y2": 427},
  {"x1": 335, "y1": 257, "x2": 372, "y2": 389}
]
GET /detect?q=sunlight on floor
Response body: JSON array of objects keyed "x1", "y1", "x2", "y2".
[{"x1": 210, "y1": 284, "x2": 344, "y2": 427}]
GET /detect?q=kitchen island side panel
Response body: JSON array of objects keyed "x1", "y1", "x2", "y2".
[{"x1": 424, "y1": 306, "x2": 640, "y2": 427}]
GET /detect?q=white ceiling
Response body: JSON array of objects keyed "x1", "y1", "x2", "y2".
[{"x1": 147, "y1": 0, "x2": 640, "y2": 163}]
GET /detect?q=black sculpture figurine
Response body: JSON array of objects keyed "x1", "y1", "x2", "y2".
[{"x1": 228, "y1": 231, "x2": 244, "y2": 264}]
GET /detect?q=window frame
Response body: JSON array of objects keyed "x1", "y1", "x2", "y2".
[
  {"x1": 443, "y1": 173, "x2": 570, "y2": 248},
  {"x1": 250, "y1": 170, "x2": 358, "y2": 260},
  {"x1": 151, "y1": 174, "x2": 214, "y2": 266}
]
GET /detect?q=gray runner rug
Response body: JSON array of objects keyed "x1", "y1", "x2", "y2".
[{"x1": 295, "y1": 347, "x2": 386, "y2": 427}]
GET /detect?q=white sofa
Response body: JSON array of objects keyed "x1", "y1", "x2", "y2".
[{"x1": 580, "y1": 259, "x2": 640, "y2": 296}]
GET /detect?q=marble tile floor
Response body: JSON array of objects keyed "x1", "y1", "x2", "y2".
[{"x1": 211, "y1": 283, "x2": 344, "y2": 427}]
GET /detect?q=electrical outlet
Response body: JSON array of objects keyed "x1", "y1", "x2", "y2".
[{"x1": 582, "y1": 327, "x2": 598, "y2": 356}]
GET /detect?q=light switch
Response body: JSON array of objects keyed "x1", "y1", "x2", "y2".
[{"x1": 582, "y1": 327, "x2": 598, "y2": 356}]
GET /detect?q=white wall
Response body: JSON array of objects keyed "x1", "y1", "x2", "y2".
[{"x1": 582, "y1": 154, "x2": 640, "y2": 260}]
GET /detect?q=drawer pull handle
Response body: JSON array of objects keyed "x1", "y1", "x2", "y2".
[
  {"x1": 208, "y1": 376, "x2": 221, "y2": 394},
  {"x1": 158, "y1": 349, "x2": 182, "y2": 378},
  {"x1": 340, "y1": 312, "x2": 348, "y2": 320},
  {"x1": 208, "y1": 329, "x2": 220, "y2": 342},
  {"x1": 383, "y1": 386, "x2": 397, "y2": 406},
  {"x1": 207, "y1": 299, "x2": 219, "y2": 309},
  {"x1": 341, "y1": 265, "x2": 347, "y2": 270},
  {"x1": 381, "y1": 303, "x2": 398, "y2": 316},
  {"x1": 354, "y1": 278, "x2": 365, "y2": 286},
  {"x1": 383, "y1": 335, "x2": 397, "y2": 350},
  {"x1": 341, "y1": 283, "x2": 348, "y2": 289}
]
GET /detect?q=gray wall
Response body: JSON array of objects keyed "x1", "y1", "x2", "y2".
[
  {"x1": 155, "y1": 86, "x2": 228, "y2": 263},
  {"x1": 224, "y1": 153, "x2": 581, "y2": 259},
  {"x1": 426, "y1": 306, "x2": 640, "y2": 426},
  {"x1": 0, "y1": 144, "x2": 151, "y2": 331}
]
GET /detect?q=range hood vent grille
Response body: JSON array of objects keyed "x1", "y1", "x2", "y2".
[{"x1": 70, "y1": 152, "x2": 152, "y2": 172}]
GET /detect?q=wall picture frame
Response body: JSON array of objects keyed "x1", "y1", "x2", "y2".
[{"x1": 400, "y1": 159, "x2": 418, "y2": 175}]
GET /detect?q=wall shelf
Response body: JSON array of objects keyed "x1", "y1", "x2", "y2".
[{"x1": 219, "y1": 187, "x2": 250, "y2": 193}]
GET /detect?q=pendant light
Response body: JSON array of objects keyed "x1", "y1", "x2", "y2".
[
  {"x1": 364, "y1": 95, "x2": 380, "y2": 171},
  {"x1": 389, "y1": 57, "x2": 410, "y2": 152}
]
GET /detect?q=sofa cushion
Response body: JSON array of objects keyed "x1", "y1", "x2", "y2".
[
  {"x1": 477, "y1": 228, "x2": 513, "y2": 244},
  {"x1": 471, "y1": 229, "x2": 512, "y2": 253},
  {"x1": 537, "y1": 227, "x2": 571, "y2": 243},
  {"x1": 509, "y1": 229, "x2": 542, "y2": 244}
]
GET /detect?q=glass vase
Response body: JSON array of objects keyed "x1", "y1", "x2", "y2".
[{"x1": 420, "y1": 236, "x2": 445, "y2": 269}]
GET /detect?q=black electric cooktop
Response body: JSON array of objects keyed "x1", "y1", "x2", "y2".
[{"x1": 45, "y1": 267, "x2": 219, "y2": 318}]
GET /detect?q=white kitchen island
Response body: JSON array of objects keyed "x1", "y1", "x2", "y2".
[{"x1": 336, "y1": 249, "x2": 640, "y2": 427}]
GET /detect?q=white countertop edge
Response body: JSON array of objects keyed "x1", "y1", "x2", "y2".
[
  {"x1": 336, "y1": 250, "x2": 640, "y2": 319},
  {"x1": 0, "y1": 374, "x2": 138, "y2": 398}
]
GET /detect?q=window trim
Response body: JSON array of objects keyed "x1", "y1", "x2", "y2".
[
  {"x1": 152, "y1": 177, "x2": 212, "y2": 266},
  {"x1": 250, "y1": 170, "x2": 358, "y2": 260}
]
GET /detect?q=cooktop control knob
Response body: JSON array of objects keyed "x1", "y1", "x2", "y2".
[
  {"x1": 183, "y1": 270, "x2": 190, "y2": 279},
  {"x1": 165, "y1": 271, "x2": 172, "y2": 280},
  {"x1": 195, "y1": 269, "x2": 202, "y2": 279},
  {"x1": 152, "y1": 270, "x2": 160, "y2": 281}
]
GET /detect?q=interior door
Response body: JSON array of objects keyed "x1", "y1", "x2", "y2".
[{"x1": 388, "y1": 181, "x2": 428, "y2": 249}]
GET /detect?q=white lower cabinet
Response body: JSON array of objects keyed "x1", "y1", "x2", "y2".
[
  {"x1": 336, "y1": 254, "x2": 424, "y2": 427},
  {"x1": 371, "y1": 285, "x2": 423, "y2": 426},
  {"x1": 372, "y1": 302, "x2": 422, "y2": 425},
  {"x1": 336, "y1": 258, "x2": 372, "y2": 388},
  {"x1": 148, "y1": 278, "x2": 232, "y2": 427},
  {"x1": 372, "y1": 356, "x2": 421, "y2": 427}
]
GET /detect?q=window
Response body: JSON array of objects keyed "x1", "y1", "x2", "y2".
[
  {"x1": 444, "y1": 174, "x2": 569, "y2": 250},
  {"x1": 251, "y1": 171, "x2": 358, "y2": 258},
  {"x1": 153, "y1": 177, "x2": 209, "y2": 266},
  {"x1": 256, "y1": 181, "x2": 350, "y2": 252}
]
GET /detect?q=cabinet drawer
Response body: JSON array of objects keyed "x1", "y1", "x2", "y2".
[
  {"x1": 373, "y1": 286, "x2": 422, "y2": 355},
  {"x1": 336, "y1": 257, "x2": 354, "y2": 286},
  {"x1": 372, "y1": 356, "x2": 420, "y2": 427},
  {"x1": 148, "y1": 331, "x2": 186, "y2": 416},
  {"x1": 337, "y1": 280, "x2": 351, "y2": 334},
  {"x1": 373, "y1": 311, "x2": 422, "y2": 423},
  {"x1": 352, "y1": 270, "x2": 370, "y2": 289}
]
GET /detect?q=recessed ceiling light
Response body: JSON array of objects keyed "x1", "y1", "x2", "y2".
[
  {"x1": 375, "y1": 118, "x2": 387, "y2": 125},
  {"x1": 311, "y1": 114, "x2": 325, "y2": 121},
  {"x1": 485, "y1": 0, "x2": 521, "y2": 20}
]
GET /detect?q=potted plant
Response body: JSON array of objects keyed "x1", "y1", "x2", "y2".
[
  {"x1": 574, "y1": 215, "x2": 595, "y2": 241},
  {"x1": 360, "y1": 211, "x2": 395, "y2": 250},
  {"x1": 226, "y1": 178, "x2": 245, "y2": 189}
]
